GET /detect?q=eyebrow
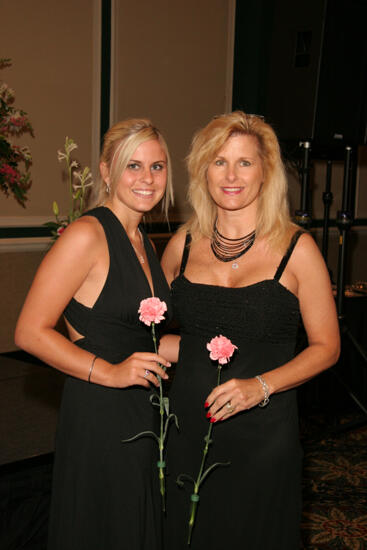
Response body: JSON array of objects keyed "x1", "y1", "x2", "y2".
[
  {"x1": 129, "y1": 158, "x2": 167, "y2": 163},
  {"x1": 215, "y1": 155, "x2": 256, "y2": 160}
]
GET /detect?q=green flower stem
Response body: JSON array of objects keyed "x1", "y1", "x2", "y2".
[
  {"x1": 151, "y1": 322, "x2": 167, "y2": 512},
  {"x1": 79, "y1": 182, "x2": 85, "y2": 217},
  {"x1": 188, "y1": 494, "x2": 199, "y2": 545},
  {"x1": 186, "y1": 365, "x2": 222, "y2": 545},
  {"x1": 67, "y1": 152, "x2": 74, "y2": 221}
]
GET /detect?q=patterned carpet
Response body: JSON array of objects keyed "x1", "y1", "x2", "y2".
[
  {"x1": 1, "y1": 401, "x2": 367, "y2": 548},
  {"x1": 300, "y1": 414, "x2": 367, "y2": 549}
]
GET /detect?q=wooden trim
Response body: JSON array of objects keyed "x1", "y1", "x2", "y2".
[
  {"x1": 100, "y1": 0, "x2": 111, "y2": 145},
  {"x1": 225, "y1": 0, "x2": 236, "y2": 112}
]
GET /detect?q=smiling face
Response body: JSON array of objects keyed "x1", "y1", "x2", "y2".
[
  {"x1": 102, "y1": 139, "x2": 167, "y2": 217},
  {"x1": 206, "y1": 134, "x2": 264, "y2": 217}
]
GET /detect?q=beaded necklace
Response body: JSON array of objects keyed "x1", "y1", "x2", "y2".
[{"x1": 211, "y1": 222, "x2": 256, "y2": 269}]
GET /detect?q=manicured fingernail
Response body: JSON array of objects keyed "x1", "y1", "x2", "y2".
[
  {"x1": 206, "y1": 411, "x2": 211, "y2": 418},
  {"x1": 210, "y1": 417, "x2": 216, "y2": 423},
  {"x1": 204, "y1": 401, "x2": 209, "y2": 408},
  {"x1": 167, "y1": 362, "x2": 171, "y2": 367}
]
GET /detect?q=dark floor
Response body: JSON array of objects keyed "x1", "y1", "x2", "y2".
[{"x1": 1, "y1": 352, "x2": 366, "y2": 549}]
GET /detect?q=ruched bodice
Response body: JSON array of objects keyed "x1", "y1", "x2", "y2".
[
  {"x1": 164, "y1": 231, "x2": 304, "y2": 550},
  {"x1": 48, "y1": 207, "x2": 171, "y2": 550}
]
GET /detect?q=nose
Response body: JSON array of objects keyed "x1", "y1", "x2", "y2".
[
  {"x1": 141, "y1": 166, "x2": 153, "y2": 184},
  {"x1": 225, "y1": 165, "x2": 237, "y2": 183}
]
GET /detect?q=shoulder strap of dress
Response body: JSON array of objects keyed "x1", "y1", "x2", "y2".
[
  {"x1": 81, "y1": 206, "x2": 121, "y2": 265},
  {"x1": 81, "y1": 206, "x2": 110, "y2": 229},
  {"x1": 274, "y1": 230, "x2": 305, "y2": 281},
  {"x1": 179, "y1": 232, "x2": 192, "y2": 275}
]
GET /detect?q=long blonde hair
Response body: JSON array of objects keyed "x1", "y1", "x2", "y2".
[
  {"x1": 183, "y1": 111, "x2": 295, "y2": 250},
  {"x1": 88, "y1": 118, "x2": 174, "y2": 215}
]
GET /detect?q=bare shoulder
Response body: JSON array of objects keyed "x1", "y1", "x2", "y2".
[
  {"x1": 291, "y1": 231, "x2": 323, "y2": 264},
  {"x1": 161, "y1": 229, "x2": 187, "y2": 285},
  {"x1": 288, "y1": 230, "x2": 330, "y2": 285},
  {"x1": 51, "y1": 215, "x2": 104, "y2": 254}
]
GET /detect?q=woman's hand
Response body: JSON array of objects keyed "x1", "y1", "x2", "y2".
[
  {"x1": 106, "y1": 352, "x2": 171, "y2": 389},
  {"x1": 205, "y1": 377, "x2": 266, "y2": 421}
]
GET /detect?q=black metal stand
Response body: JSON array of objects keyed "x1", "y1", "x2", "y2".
[
  {"x1": 321, "y1": 160, "x2": 333, "y2": 265},
  {"x1": 295, "y1": 141, "x2": 312, "y2": 229},
  {"x1": 331, "y1": 146, "x2": 367, "y2": 432}
]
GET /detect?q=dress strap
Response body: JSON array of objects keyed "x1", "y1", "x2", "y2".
[
  {"x1": 179, "y1": 232, "x2": 192, "y2": 275},
  {"x1": 274, "y1": 230, "x2": 305, "y2": 281}
]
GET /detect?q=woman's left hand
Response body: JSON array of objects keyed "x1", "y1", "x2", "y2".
[{"x1": 205, "y1": 377, "x2": 265, "y2": 422}]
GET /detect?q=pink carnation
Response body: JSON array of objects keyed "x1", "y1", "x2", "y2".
[
  {"x1": 56, "y1": 225, "x2": 66, "y2": 236},
  {"x1": 206, "y1": 335, "x2": 238, "y2": 365},
  {"x1": 138, "y1": 297, "x2": 167, "y2": 326}
]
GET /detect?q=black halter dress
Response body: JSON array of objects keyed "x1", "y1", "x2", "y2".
[{"x1": 47, "y1": 206, "x2": 171, "y2": 550}]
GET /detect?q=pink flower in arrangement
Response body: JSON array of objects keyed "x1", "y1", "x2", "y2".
[
  {"x1": 56, "y1": 225, "x2": 66, "y2": 236},
  {"x1": 0, "y1": 164, "x2": 19, "y2": 184},
  {"x1": 138, "y1": 297, "x2": 167, "y2": 326},
  {"x1": 207, "y1": 334, "x2": 238, "y2": 365}
]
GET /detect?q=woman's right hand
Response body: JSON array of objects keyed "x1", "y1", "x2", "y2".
[{"x1": 106, "y1": 352, "x2": 171, "y2": 389}]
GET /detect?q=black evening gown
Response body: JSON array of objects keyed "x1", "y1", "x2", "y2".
[
  {"x1": 164, "y1": 232, "x2": 304, "y2": 550},
  {"x1": 47, "y1": 206, "x2": 171, "y2": 550}
]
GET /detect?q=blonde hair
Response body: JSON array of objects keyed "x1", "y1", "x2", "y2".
[
  {"x1": 88, "y1": 118, "x2": 174, "y2": 215},
  {"x1": 183, "y1": 111, "x2": 295, "y2": 250}
]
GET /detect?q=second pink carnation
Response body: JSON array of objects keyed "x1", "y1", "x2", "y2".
[{"x1": 206, "y1": 334, "x2": 238, "y2": 365}]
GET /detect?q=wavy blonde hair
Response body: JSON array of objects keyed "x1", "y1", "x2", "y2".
[
  {"x1": 183, "y1": 111, "x2": 295, "y2": 250},
  {"x1": 88, "y1": 118, "x2": 174, "y2": 215}
]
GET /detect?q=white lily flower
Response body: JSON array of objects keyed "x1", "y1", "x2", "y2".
[
  {"x1": 57, "y1": 152, "x2": 66, "y2": 162},
  {"x1": 64, "y1": 137, "x2": 78, "y2": 155}
]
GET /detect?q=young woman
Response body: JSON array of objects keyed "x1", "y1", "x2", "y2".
[
  {"x1": 15, "y1": 118, "x2": 174, "y2": 550},
  {"x1": 160, "y1": 111, "x2": 340, "y2": 549}
]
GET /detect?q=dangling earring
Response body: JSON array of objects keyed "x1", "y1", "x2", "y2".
[{"x1": 106, "y1": 183, "x2": 110, "y2": 194}]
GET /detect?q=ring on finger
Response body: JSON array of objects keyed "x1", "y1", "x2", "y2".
[
  {"x1": 226, "y1": 400, "x2": 235, "y2": 414},
  {"x1": 143, "y1": 369, "x2": 150, "y2": 379}
]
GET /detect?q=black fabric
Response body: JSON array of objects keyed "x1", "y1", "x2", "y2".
[
  {"x1": 179, "y1": 232, "x2": 192, "y2": 276},
  {"x1": 48, "y1": 206, "x2": 171, "y2": 550},
  {"x1": 164, "y1": 233, "x2": 303, "y2": 549},
  {"x1": 274, "y1": 229, "x2": 304, "y2": 281}
]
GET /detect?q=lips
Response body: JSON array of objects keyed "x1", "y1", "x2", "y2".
[
  {"x1": 132, "y1": 189, "x2": 154, "y2": 197},
  {"x1": 222, "y1": 187, "x2": 243, "y2": 195}
]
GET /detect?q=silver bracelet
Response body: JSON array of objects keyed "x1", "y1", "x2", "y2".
[
  {"x1": 255, "y1": 375, "x2": 270, "y2": 407},
  {"x1": 88, "y1": 355, "x2": 98, "y2": 384}
]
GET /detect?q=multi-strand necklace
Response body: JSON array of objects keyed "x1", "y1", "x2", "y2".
[{"x1": 211, "y1": 222, "x2": 256, "y2": 269}]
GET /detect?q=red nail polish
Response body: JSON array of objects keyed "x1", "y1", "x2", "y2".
[
  {"x1": 204, "y1": 401, "x2": 209, "y2": 408},
  {"x1": 206, "y1": 411, "x2": 211, "y2": 418},
  {"x1": 210, "y1": 417, "x2": 216, "y2": 423}
]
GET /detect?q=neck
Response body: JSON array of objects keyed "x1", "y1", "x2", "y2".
[
  {"x1": 215, "y1": 209, "x2": 256, "y2": 238},
  {"x1": 104, "y1": 199, "x2": 143, "y2": 239}
]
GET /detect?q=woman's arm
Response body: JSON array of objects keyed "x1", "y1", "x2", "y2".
[
  {"x1": 158, "y1": 231, "x2": 187, "y2": 364},
  {"x1": 206, "y1": 233, "x2": 340, "y2": 420},
  {"x1": 160, "y1": 230, "x2": 186, "y2": 286},
  {"x1": 15, "y1": 218, "x2": 170, "y2": 388},
  {"x1": 159, "y1": 334, "x2": 181, "y2": 364}
]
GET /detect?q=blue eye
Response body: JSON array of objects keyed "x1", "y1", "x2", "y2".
[
  {"x1": 152, "y1": 163, "x2": 164, "y2": 171},
  {"x1": 214, "y1": 159, "x2": 225, "y2": 166},
  {"x1": 240, "y1": 160, "x2": 251, "y2": 167}
]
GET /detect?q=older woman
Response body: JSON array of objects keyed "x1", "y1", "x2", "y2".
[
  {"x1": 160, "y1": 112, "x2": 339, "y2": 549},
  {"x1": 15, "y1": 119, "x2": 173, "y2": 550}
]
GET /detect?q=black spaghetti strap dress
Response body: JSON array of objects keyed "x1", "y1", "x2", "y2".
[
  {"x1": 164, "y1": 231, "x2": 304, "y2": 550},
  {"x1": 47, "y1": 206, "x2": 171, "y2": 550}
]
